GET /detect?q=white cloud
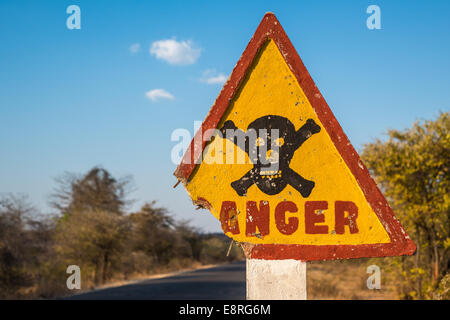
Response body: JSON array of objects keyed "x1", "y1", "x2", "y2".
[
  {"x1": 150, "y1": 39, "x2": 201, "y2": 65},
  {"x1": 129, "y1": 43, "x2": 141, "y2": 54},
  {"x1": 205, "y1": 74, "x2": 227, "y2": 84},
  {"x1": 200, "y1": 69, "x2": 228, "y2": 85},
  {"x1": 145, "y1": 89, "x2": 175, "y2": 102}
]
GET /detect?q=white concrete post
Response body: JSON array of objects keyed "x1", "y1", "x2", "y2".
[{"x1": 246, "y1": 259, "x2": 307, "y2": 300}]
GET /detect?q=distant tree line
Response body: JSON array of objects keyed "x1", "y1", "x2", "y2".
[
  {"x1": 1, "y1": 112, "x2": 448, "y2": 300},
  {"x1": 0, "y1": 168, "x2": 243, "y2": 299}
]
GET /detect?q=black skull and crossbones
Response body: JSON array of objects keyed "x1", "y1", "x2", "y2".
[{"x1": 220, "y1": 115, "x2": 321, "y2": 197}]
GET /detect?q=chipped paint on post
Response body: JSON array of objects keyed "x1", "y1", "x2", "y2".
[{"x1": 174, "y1": 13, "x2": 416, "y2": 262}]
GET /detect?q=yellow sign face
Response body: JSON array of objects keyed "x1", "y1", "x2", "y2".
[
  {"x1": 174, "y1": 13, "x2": 415, "y2": 261},
  {"x1": 184, "y1": 40, "x2": 389, "y2": 246}
]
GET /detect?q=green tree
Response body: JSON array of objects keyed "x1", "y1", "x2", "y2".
[
  {"x1": 176, "y1": 221, "x2": 204, "y2": 261},
  {"x1": 361, "y1": 112, "x2": 449, "y2": 299},
  {"x1": 0, "y1": 194, "x2": 53, "y2": 298},
  {"x1": 130, "y1": 202, "x2": 176, "y2": 265},
  {"x1": 51, "y1": 167, "x2": 133, "y2": 215},
  {"x1": 55, "y1": 209, "x2": 130, "y2": 285}
]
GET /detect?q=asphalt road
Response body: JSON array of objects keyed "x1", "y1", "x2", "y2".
[{"x1": 68, "y1": 261, "x2": 246, "y2": 300}]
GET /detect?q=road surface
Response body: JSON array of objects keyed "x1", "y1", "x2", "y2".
[{"x1": 68, "y1": 261, "x2": 246, "y2": 300}]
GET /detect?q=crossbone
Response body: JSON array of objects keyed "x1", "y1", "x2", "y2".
[{"x1": 220, "y1": 115, "x2": 321, "y2": 197}]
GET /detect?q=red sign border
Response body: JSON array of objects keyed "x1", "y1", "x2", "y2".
[{"x1": 174, "y1": 13, "x2": 416, "y2": 260}]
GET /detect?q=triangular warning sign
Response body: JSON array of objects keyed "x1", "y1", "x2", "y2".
[{"x1": 174, "y1": 13, "x2": 416, "y2": 261}]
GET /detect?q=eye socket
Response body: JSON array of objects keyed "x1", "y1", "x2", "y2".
[
  {"x1": 256, "y1": 137, "x2": 265, "y2": 146},
  {"x1": 275, "y1": 137, "x2": 285, "y2": 146}
]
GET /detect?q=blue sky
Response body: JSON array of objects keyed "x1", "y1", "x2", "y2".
[{"x1": 1, "y1": 0, "x2": 449, "y2": 232}]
